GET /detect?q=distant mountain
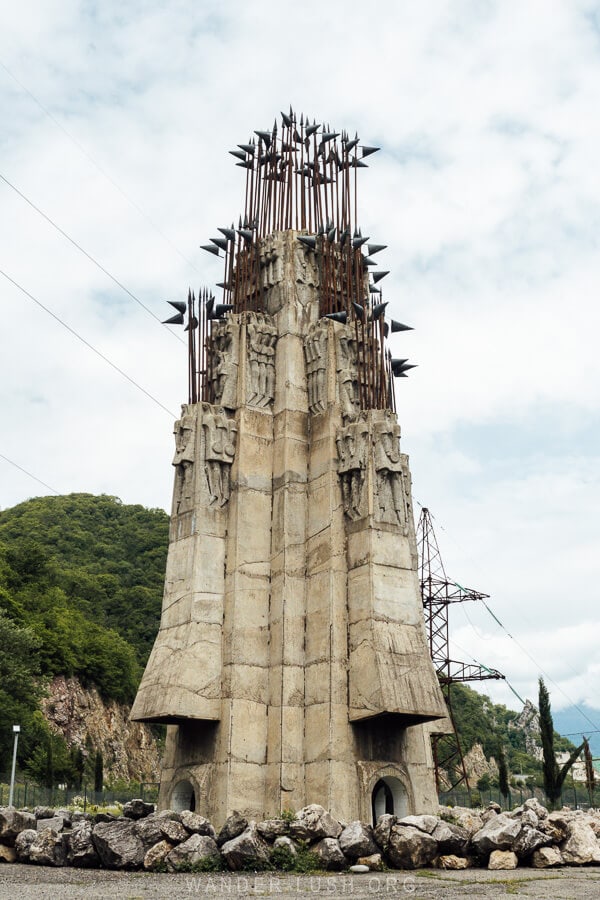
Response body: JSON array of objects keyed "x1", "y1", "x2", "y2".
[{"x1": 552, "y1": 705, "x2": 600, "y2": 762}]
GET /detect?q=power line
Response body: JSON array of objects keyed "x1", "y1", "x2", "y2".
[
  {"x1": 478, "y1": 599, "x2": 600, "y2": 733},
  {"x1": 0, "y1": 172, "x2": 184, "y2": 344},
  {"x1": 416, "y1": 497, "x2": 600, "y2": 734},
  {"x1": 0, "y1": 268, "x2": 177, "y2": 419},
  {"x1": 0, "y1": 58, "x2": 200, "y2": 276},
  {"x1": 563, "y1": 730, "x2": 600, "y2": 736},
  {"x1": 0, "y1": 452, "x2": 60, "y2": 496}
]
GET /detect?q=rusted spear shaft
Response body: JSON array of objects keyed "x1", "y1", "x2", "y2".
[{"x1": 189, "y1": 290, "x2": 197, "y2": 404}]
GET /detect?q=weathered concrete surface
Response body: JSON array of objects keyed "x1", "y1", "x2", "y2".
[
  {"x1": 132, "y1": 231, "x2": 447, "y2": 824},
  {"x1": 1, "y1": 864, "x2": 600, "y2": 899}
]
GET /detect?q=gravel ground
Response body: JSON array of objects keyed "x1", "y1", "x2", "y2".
[{"x1": 1, "y1": 865, "x2": 600, "y2": 899}]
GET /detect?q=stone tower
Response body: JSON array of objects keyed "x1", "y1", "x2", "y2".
[{"x1": 131, "y1": 112, "x2": 447, "y2": 824}]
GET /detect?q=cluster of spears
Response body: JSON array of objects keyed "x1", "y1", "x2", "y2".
[{"x1": 164, "y1": 110, "x2": 416, "y2": 409}]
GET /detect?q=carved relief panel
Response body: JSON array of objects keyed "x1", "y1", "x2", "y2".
[
  {"x1": 202, "y1": 409, "x2": 238, "y2": 507},
  {"x1": 304, "y1": 321, "x2": 329, "y2": 415},
  {"x1": 335, "y1": 327, "x2": 360, "y2": 419},
  {"x1": 336, "y1": 417, "x2": 369, "y2": 520},
  {"x1": 336, "y1": 413, "x2": 409, "y2": 529},
  {"x1": 246, "y1": 313, "x2": 277, "y2": 408},
  {"x1": 373, "y1": 417, "x2": 406, "y2": 527},
  {"x1": 207, "y1": 319, "x2": 239, "y2": 409},
  {"x1": 172, "y1": 405, "x2": 197, "y2": 518}
]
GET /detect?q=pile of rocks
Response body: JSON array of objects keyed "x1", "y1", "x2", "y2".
[{"x1": 0, "y1": 798, "x2": 599, "y2": 872}]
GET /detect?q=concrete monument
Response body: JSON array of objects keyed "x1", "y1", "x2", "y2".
[{"x1": 131, "y1": 112, "x2": 447, "y2": 824}]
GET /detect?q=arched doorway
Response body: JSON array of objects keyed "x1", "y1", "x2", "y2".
[
  {"x1": 170, "y1": 779, "x2": 196, "y2": 812},
  {"x1": 371, "y1": 776, "x2": 408, "y2": 823}
]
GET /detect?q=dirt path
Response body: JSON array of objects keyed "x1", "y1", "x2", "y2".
[{"x1": 1, "y1": 864, "x2": 600, "y2": 899}]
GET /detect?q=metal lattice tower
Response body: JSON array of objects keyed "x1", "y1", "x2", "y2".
[{"x1": 417, "y1": 507, "x2": 504, "y2": 793}]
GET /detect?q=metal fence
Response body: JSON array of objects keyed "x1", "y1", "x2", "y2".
[
  {"x1": 0, "y1": 776, "x2": 159, "y2": 810},
  {"x1": 440, "y1": 784, "x2": 600, "y2": 810}
]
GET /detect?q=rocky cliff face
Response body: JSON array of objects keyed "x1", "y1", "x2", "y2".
[
  {"x1": 42, "y1": 676, "x2": 161, "y2": 782},
  {"x1": 512, "y1": 700, "x2": 543, "y2": 760},
  {"x1": 463, "y1": 742, "x2": 499, "y2": 782}
]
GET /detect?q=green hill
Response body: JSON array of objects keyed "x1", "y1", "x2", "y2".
[
  {"x1": 0, "y1": 494, "x2": 168, "y2": 774},
  {"x1": 0, "y1": 493, "x2": 168, "y2": 671}
]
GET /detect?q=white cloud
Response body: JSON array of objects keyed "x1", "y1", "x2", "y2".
[{"x1": 0, "y1": 1, "x2": 599, "y2": 715}]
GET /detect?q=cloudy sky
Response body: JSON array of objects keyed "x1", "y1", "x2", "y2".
[{"x1": 1, "y1": 1, "x2": 599, "y2": 734}]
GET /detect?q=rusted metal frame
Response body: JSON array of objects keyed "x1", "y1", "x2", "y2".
[
  {"x1": 199, "y1": 287, "x2": 205, "y2": 402},
  {"x1": 446, "y1": 662, "x2": 504, "y2": 682},
  {"x1": 377, "y1": 315, "x2": 387, "y2": 408},
  {"x1": 286, "y1": 120, "x2": 294, "y2": 231},
  {"x1": 243, "y1": 154, "x2": 251, "y2": 244},
  {"x1": 386, "y1": 350, "x2": 397, "y2": 413},
  {"x1": 259, "y1": 145, "x2": 269, "y2": 239},
  {"x1": 333, "y1": 145, "x2": 340, "y2": 244},
  {"x1": 353, "y1": 246, "x2": 368, "y2": 409},
  {"x1": 188, "y1": 290, "x2": 197, "y2": 405},
  {"x1": 299, "y1": 117, "x2": 306, "y2": 231},
  {"x1": 248, "y1": 147, "x2": 258, "y2": 242},
  {"x1": 312, "y1": 131, "x2": 322, "y2": 232},
  {"x1": 343, "y1": 224, "x2": 353, "y2": 320},
  {"x1": 293, "y1": 114, "x2": 299, "y2": 231},
  {"x1": 432, "y1": 710, "x2": 470, "y2": 793}
]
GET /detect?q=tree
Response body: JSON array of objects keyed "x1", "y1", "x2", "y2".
[
  {"x1": 44, "y1": 737, "x2": 54, "y2": 790},
  {"x1": 0, "y1": 609, "x2": 44, "y2": 771},
  {"x1": 94, "y1": 750, "x2": 103, "y2": 793},
  {"x1": 477, "y1": 773, "x2": 491, "y2": 792},
  {"x1": 583, "y1": 737, "x2": 595, "y2": 805},
  {"x1": 70, "y1": 745, "x2": 85, "y2": 790},
  {"x1": 538, "y1": 678, "x2": 584, "y2": 809},
  {"x1": 497, "y1": 744, "x2": 510, "y2": 805}
]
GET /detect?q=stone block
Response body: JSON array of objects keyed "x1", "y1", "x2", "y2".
[
  {"x1": 223, "y1": 622, "x2": 269, "y2": 670},
  {"x1": 488, "y1": 849, "x2": 518, "y2": 870},
  {"x1": 304, "y1": 608, "x2": 330, "y2": 663},
  {"x1": 306, "y1": 525, "x2": 346, "y2": 572},
  {"x1": 226, "y1": 490, "x2": 273, "y2": 565},
  {"x1": 280, "y1": 709, "x2": 304, "y2": 763},
  {"x1": 304, "y1": 703, "x2": 331, "y2": 761},
  {"x1": 347, "y1": 527, "x2": 413, "y2": 570},
  {"x1": 305, "y1": 664, "x2": 330, "y2": 708},
  {"x1": 190, "y1": 592, "x2": 225, "y2": 626},
  {"x1": 228, "y1": 700, "x2": 269, "y2": 765},
  {"x1": 272, "y1": 485, "x2": 307, "y2": 548},
  {"x1": 226, "y1": 761, "x2": 267, "y2": 817},
  {"x1": 272, "y1": 435, "x2": 308, "y2": 483},
  {"x1": 227, "y1": 665, "x2": 269, "y2": 704}
]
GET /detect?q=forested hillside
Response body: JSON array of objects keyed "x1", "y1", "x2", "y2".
[
  {"x1": 0, "y1": 493, "x2": 167, "y2": 776},
  {"x1": 449, "y1": 682, "x2": 576, "y2": 785}
]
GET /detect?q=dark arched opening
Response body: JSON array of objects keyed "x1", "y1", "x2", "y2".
[
  {"x1": 171, "y1": 779, "x2": 196, "y2": 812},
  {"x1": 371, "y1": 775, "x2": 408, "y2": 824}
]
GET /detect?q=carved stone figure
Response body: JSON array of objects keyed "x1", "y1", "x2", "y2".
[
  {"x1": 246, "y1": 314, "x2": 277, "y2": 407},
  {"x1": 202, "y1": 410, "x2": 237, "y2": 507},
  {"x1": 304, "y1": 322, "x2": 328, "y2": 414},
  {"x1": 208, "y1": 320, "x2": 238, "y2": 409},
  {"x1": 172, "y1": 406, "x2": 196, "y2": 516},
  {"x1": 336, "y1": 329, "x2": 360, "y2": 419},
  {"x1": 373, "y1": 418, "x2": 405, "y2": 525},
  {"x1": 336, "y1": 419, "x2": 369, "y2": 520}
]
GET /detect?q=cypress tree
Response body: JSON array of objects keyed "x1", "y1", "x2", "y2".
[
  {"x1": 94, "y1": 750, "x2": 103, "y2": 794},
  {"x1": 538, "y1": 677, "x2": 584, "y2": 809},
  {"x1": 497, "y1": 744, "x2": 510, "y2": 806},
  {"x1": 44, "y1": 737, "x2": 54, "y2": 790},
  {"x1": 74, "y1": 747, "x2": 85, "y2": 790},
  {"x1": 583, "y1": 737, "x2": 595, "y2": 805}
]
